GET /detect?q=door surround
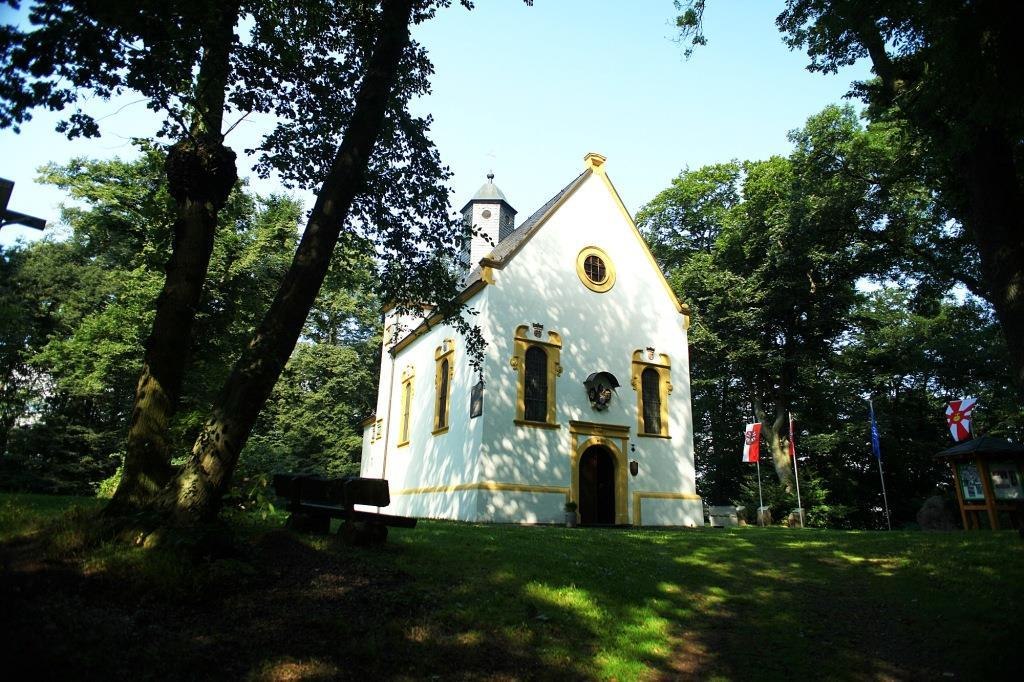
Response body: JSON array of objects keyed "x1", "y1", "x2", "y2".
[{"x1": 568, "y1": 420, "x2": 630, "y2": 524}]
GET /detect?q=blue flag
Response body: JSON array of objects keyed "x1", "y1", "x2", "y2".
[{"x1": 869, "y1": 401, "x2": 882, "y2": 460}]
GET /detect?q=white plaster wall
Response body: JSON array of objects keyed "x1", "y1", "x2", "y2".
[
  {"x1": 479, "y1": 171, "x2": 699, "y2": 525},
  {"x1": 637, "y1": 498, "x2": 704, "y2": 527},
  {"x1": 477, "y1": 490, "x2": 567, "y2": 524},
  {"x1": 360, "y1": 291, "x2": 488, "y2": 521}
]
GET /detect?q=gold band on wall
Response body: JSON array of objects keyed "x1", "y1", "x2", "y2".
[{"x1": 632, "y1": 491, "x2": 702, "y2": 526}]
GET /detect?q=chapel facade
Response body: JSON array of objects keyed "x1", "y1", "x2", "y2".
[{"x1": 359, "y1": 153, "x2": 702, "y2": 526}]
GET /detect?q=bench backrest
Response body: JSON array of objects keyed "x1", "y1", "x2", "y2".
[{"x1": 273, "y1": 474, "x2": 391, "y2": 508}]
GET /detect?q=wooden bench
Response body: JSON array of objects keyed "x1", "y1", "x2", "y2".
[{"x1": 272, "y1": 473, "x2": 416, "y2": 545}]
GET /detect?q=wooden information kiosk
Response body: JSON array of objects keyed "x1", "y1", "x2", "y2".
[{"x1": 936, "y1": 436, "x2": 1024, "y2": 530}]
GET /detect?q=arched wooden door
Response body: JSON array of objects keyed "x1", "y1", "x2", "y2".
[{"x1": 579, "y1": 445, "x2": 617, "y2": 525}]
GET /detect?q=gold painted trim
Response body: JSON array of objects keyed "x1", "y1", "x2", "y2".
[
  {"x1": 389, "y1": 281, "x2": 488, "y2": 356},
  {"x1": 368, "y1": 418, "x2": 383, "y2": 444},
  {"x1": 397, "y1": 364, "x2": 415, "y2": 447},
  {"x1": 631, "y1": 491, "x2": 703, "y2": 526},
  {"x1": 584, "y1": 152, "x2": 607, "y2": 170},
  {"x1": 358, "y1": 415, "x2": 376, "y2": 429},
  {"x1": 431, "y1": 426, "x2": 450, "y2": 436},
  {"x1": 476, "y1": 172, "x2": 593, "y2": 270},
  {"x1": 587, "y1": 155, "x2": 684, "y2": 314},
  {"x1": 569, "y1": 420, "x2": 631, "y2": 437},
  {"x1": 511, "y1": 324, "x2": 562, "y2": 426},
  {"x1": 631, "y1": 350, "x2": 672, "y2": 438},
  {"x1": 570, "y1": 435, "x2": 630, "y2": 525},
  {"x1": 576, "y1": 245, "x2": 616, "y2": 293},
  {"x1": 394, "y1": 481, "x2": 570, "y2": 497},
  {"x1": 514, "y1": 419, "x2": 561, "y2": 430},
  {"x1": 433, "y1": 340, "x2": 455, "y2": 433}
]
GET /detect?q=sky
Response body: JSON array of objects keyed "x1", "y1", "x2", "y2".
[{"x1": 0, "y1": 1, "x2": 872, "y2": 246}]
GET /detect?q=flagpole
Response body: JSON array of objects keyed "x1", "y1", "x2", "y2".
[
  {"x1": 755, "y1": 458, "x2": 764, "y2": 527},
  {"x1": 877, "y1": 456, "x2": 892, "y2": 531},
  {"x1": 790, "y1": 411, "x2": 804, "y2": 528},
  {"x1": 870, "y1": 398, "x2": 893, "y2": 531}
]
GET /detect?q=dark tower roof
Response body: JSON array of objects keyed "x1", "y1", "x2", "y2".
[{"x1": 459, "y1": 173, "x2": 517, "y2": 214}]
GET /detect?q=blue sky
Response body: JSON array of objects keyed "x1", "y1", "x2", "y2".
[{"x1": 0, "y1": 1, "x2": 871, "y2": 246}]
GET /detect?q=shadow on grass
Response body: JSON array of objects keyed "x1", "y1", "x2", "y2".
[
  {"x1": 1, "y1": 525, "x2": 585, "y2": 680},
  {"x1": 2, "y1": 497, "x2": 1022, "y2": 681},
  {"x1": 388, "y1": 523, "x2": 1023, "y2": 680}
]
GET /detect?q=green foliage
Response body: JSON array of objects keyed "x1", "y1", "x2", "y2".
[
  {"x1": 733, "y1": 467, "x2": 853, "y2": 528},
  {"x1": 640, "y1": 104, "x2": 1023, "y2": 527},
  {"x1": 96, "y1": 466, "x2": 122, "y2": 499},
  {"x1": 240, "y1": 340, "x2": 378, "y2": 483},
  {"x1": 1, "y1": 147, "x2": 380, "y2": 494}
]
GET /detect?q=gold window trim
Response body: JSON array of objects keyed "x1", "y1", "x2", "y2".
[
  {"x1": 433, "y1": 339, "x2": 455, "y2": 435},
  {"x1": 510, "y1": 324, "x2": 562, "y2": 428},
  {"x1": 397, "y1": 364, "x2": 415, "y2": 447},
  {"x1": 576, "y1": 245, "x2": 616, "y2": 293},
  {"x1": 369, "y1": 418, "x2": 384, "y2": 443},
  {"x1": 631, "y1": 350, "x2": 672, "y2": 438}
]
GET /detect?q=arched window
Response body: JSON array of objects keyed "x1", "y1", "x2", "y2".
[
  {"x1": 438, "y1": 359, "x2": 449, "y2": 422},
  {"x1": 524, "y1": 346, "x2": 548, "y2": 422},
  {"x1": 434, "y1": 340, "x2": 455, "y2": 435},
  {"x1": 511, "y1": 324, "x2": 562, "y2": 428},
  {"x1": 641, "y1": 367, "x2": 661, "y2": 434},
  {"x1": 632, "y1": 350, "x2": 671, "y2": 437},
  {"x1": 399, "y1": 376, "x2": 413, "y2": 446}
]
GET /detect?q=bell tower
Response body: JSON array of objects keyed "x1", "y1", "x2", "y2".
[{"x1": 460, "y1": 172, "x2": 516, "y2": 272}]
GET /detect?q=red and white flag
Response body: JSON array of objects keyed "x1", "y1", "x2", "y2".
[
  {"x1": 788, "y1": 414, "x2": 797, "y2": 460},
  {"x1": 742, "y1": 422, "x2": 762, "y2": 463},
  {"x1": 945, "y1": 397, "x2": 977, "y2": 442}
]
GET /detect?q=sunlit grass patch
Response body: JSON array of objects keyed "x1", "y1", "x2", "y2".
[{"x1": 3, "y1": 496, "x2": 1023, "y2": 681}]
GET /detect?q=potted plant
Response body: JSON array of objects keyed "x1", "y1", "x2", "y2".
[{"x1": 564, "y1": 500, "x2": 579, "y2": 528}]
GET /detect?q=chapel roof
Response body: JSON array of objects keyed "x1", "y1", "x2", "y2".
[{"x1": 463, "y1": 168, "x2": 590, "y2": 287}]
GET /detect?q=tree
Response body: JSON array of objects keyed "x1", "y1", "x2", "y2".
[
  {"x1": 2, "y1": 0, "x2": 486, "y2": 521},
  {"x1": 0, "y1": 148, "x2": 306, "y2": 492},
  {"x1": 676, "y1": 0, "x2": 1024, "y2": 398},
  {"x1": 641, "y1": 106, "x2": 904, "y2": 490},
  {"x1": 1, "y1": 144, "x2": 388, "y2": 498}
]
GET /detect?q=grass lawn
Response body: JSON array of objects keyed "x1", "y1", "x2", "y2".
[{"x1": 1, "y1": 493, "x2": 1022, "y2": 680}]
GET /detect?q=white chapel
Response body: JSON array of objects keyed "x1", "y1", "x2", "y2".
[{"x1": 359, "y1": 153, "x2": 702, "y2": 526}]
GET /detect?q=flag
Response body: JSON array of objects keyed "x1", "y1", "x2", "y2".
[
  {"x1": 945, "y1": 397, "x2": 977, "y2": 442},
  {"x1": 742, "y1": 422, "x2": 761, "y2": 463},
  {"x1": 788, "y1": 414, "x2": 796, "y2": 460},
  {"x1": 869, "y1": 401, "x2": 882, "y2": 460}
]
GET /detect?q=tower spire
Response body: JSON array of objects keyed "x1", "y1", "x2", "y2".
[{"x1": 459, "y1": 171, "x2": 517, "y2": 273}]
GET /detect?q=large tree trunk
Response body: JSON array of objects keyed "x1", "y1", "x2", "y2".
[
  {"x1": 165, "y1": 0, "x2": 416, "y2": 523},
  {"x1": 109, "y1": 2, "x2": 240, "y2": 513},
  {"x1": 961, "y1": 129, "x2": 1024, "y2": 398},
  {"x1": 753, "y1": 397, "x2": 793, "y2": 490}
]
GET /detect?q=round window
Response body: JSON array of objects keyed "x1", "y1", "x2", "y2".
[
  {"x1": 481, "y1": 209, "x2": 492, "y2": 219},
  {"x1": 576, "y1": 246, "x2": 615, "y2": 293},
  {"x1": 583, "y1": 255, "x2": 606, "y2": 284}
]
